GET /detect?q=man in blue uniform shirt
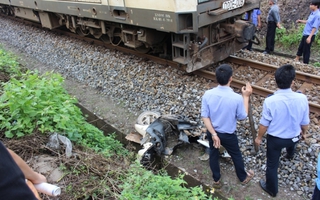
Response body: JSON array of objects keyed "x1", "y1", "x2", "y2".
[
  {"x1": 201, "y1": 64, "x2": 254, "y2": 188},
  {"x1": 294, "y1": 0, "x2": 320, "y2": 64},
  {"x1": 255, "y1": 64, "x2": 310, "y2": 197},
  {"x1": 263, "y1": 0, "x2": 281, "y2": 54},
  {"x1": 244, "y1": 8, "x2": 261, "y2": 51}
]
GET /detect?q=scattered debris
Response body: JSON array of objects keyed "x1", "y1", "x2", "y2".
[{"x1": 127, "y1": 111, "x2": 231, "y2": 165}]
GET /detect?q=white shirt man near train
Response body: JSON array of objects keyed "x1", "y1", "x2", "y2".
[
  {"x1": 201, "y1": 64, "x2": 254, "y2": 188},
  {"x1": 263, "y1": 0, "x2": 281, "y2": 54},
  {"x1": 255, "y1": 64, "x2": 310, "y2": 197},
  {"x1": 294, "y1": 0, "x2": 320, "y2": 64}
]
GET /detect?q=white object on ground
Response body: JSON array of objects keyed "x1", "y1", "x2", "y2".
[
  {"x1": 197, "y1": 139, "x2": 209, "y2": 148},
  {"x1": 34, "y1": 182, "x2": 61, "y2": 196},
  {"x1": 47, "y1": 132, "x2": 72, "y2": 158},
  {"x1": 137, "y1": 142, "x2": 153, "y2": 160},
  {"x1": 134, "y1": 124, "x2": 148, "y2": 137}
]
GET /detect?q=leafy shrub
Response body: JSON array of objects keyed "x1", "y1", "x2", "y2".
[
  {"x1": 314, "y1": 62, "x2": 320, "y2": 67},
  {"x1": 275, "y1": 24, "x2": 304, "y2": 47},
  {"x1": 0, "y1": 71, "x2": 81, "y2": 138},
  {"x1": 0, "y1": 47, "x2": 21, "y2": 76},
  {"x1": 276, "y1": 23, "x2": 320, "y2": 49},
  {"x1": 120, "y1": 163, "x2": 210, "y2": 200},
  {"x1": 0, "y1": 70, "x2": 127, "y2": 156}
]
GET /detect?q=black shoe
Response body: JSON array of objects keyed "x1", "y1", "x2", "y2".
[
  {"x1": 259, "y1": 179, "x2": 276, "y2": 197},
  {"x1": 285, "y1": 154, "x2": 294, "y2": 160},
  {"x1": 263, "y1": 51, "x2": 269, "y2": 54}
]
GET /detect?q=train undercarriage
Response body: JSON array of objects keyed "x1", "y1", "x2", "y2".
[{"x1": 0, "y1": 2, "x2": 256, "y2": 72}]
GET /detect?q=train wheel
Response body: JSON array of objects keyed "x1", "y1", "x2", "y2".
[
  {"x1": 76, "y1": 26, "x2": 89, "y2": 36},
  {"x1": 135, "y1": 45, "x2": 151, "y2": 54},
  {"x1": 89, "y1": 28, "x2": 103, "y2": 39},
  {"x1": 3, "y1": 7, "x2": 14, "y2": 16},
  {"x1": 100, "y1": 34, "x2": 110, "y2": 44}
]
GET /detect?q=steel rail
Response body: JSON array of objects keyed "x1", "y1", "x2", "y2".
[
  {"x1": 196, "y1": 58, "x2": 320, "y2": 114},
  {"x1": 4, "y1": 15, "x2": 320, "y2": 114},
  {"x1": 227, "y1": 55, "x2": 320, "y2": 85}
]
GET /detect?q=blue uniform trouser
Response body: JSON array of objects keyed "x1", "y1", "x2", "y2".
[
  {"x1": 297, "y1": 35, "x2": 315, "y2": 64},
  {"x1": 266, "y1": 135, "x2": 298, "y2": 195},
  {"x1": 207, "y1": 131, "x2": 247, "y2": 182},
  {"x1": 312, "y1": 185, "x2": 320, "y2": 200}
]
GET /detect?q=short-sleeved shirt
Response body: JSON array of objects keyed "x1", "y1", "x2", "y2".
[
  {"x1": 267, "y1": 4, "x2": 280, "y2": 23},
  {"x1": 316, "y1": 153, "x2": 320, "y2": 190},
  {"x1": 244, "y1": 9, "x2": 261, "y2": 26},
  {"x1": 303, "y1": 9, "x2": 320, "y2": 36},
  {"x1": 201, "y1": 85, "x2": 247, "y2": 134},
  {"x1": 251, "y1": 9, "x2": 261, "y2": 26},
  {"x1": 259, "y1": 89, "x2": 310, "y2": 139},
  {"x1": 0, "y1": 141, "x2": 38, "y2": 200}
]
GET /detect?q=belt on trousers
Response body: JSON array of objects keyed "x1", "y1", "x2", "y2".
[{"x1": 268, "y1": 134, "x2": 301, "y2": 142}]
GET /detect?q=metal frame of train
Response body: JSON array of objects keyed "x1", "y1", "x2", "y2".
[{"x1": 0, "y1": 0, "x2": 260, "y2": 72}]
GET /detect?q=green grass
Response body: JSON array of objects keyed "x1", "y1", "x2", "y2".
[
  {"x1": 0, "y1": 46, "x2": 215, "y2": 200},
  {"x1": 255, "y1": 24, "x2": 320, "y2": 65}
]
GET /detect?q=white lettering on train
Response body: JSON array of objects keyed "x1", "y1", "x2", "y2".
[
  {"x1": 153, "y1": 13, "x2": 173, "y2": 23},
  {"x1": 222, "y1": 0, "x2": 245, "y2": 11}
]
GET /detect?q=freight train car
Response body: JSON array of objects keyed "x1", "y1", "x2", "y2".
[{"x1": 0, "y1": 0, "x2": 260, "y2": 72}]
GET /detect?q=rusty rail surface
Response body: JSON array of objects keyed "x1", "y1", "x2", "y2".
[
  {"x1": 195, "y1": 56, "x2": 320, "y2": 114},
  {"x1": 5, "y1": 16, "x2": 320, "y2": 114},
  {"x1": 227, "y1": 56, "x2": 320, "y2": 85}
]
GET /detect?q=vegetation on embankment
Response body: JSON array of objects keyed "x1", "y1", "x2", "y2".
[{"x1": 0, "y1": 46, "x2": 219, "y2": 200}]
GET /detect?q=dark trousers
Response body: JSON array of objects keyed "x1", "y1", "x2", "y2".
[
  {"x1": 246, "y1": 40, "x2": 253, "y2": 50},
  {"x1": 265, "y1": 21, "x2": 277, "y2": 53},
  {"x1": 0, "y1": 142, "x2": 38, "y2": 200},
  {"x1": 265, "y1": 135, "x2": 298, "y2": 195},
  {"x1": 244, "y1": 28, "x2": 257, "y2": 50},
  {"x1": 207, "y1": 131, "x2": 247, "y2": 182},
  {"x1": 312, "y1": 185, "x2": 320, "y2": 200},
  {"x1": 297, "y1": 35, "x2": 315, "y2": 64}
]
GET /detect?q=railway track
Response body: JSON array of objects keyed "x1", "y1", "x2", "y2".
[
  {"x1": 53, "y1": 21, "x2": 320, "y2": 115},
  {"x1": 59, "y1": 28, "x2": 320, "y2": 115},
  {"x1": 195, "y1": 56, "x2": 320, "y2": 114},
  {"x1": 3, "y1": 14, "x2": 320, "y2": 200},
  {"x1": 4, "y1": 15, "x2": 320, "y2": 114}
]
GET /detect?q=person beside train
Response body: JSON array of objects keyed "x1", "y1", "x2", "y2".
[
  {"x1": 294, "y1": 0, "x2": 320, "y2": 64},
  {"x1": 243, "y1": 8, "x2": 261, "y2": 51},
  {"x1": 312, "y1": 152, "x2": 320, "y2": 200},
  {"x1": 255, "y1": 64, "x2": 310, "y2": 197},
  {"x1": 263, "y1": 0, "x2": 281, "y2": 54},
  {"x1": 0, "y1": 141, "x2": 47, "y2": 200},
  {"x1": 201, "y1": 64, "x2": 254, "y2": 188}
]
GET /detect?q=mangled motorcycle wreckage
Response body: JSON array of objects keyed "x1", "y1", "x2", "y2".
[{"x1": 126, "y1": 111, "x2": 231, "y2": 166}]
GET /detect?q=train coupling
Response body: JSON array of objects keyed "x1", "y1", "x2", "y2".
[{"x1": 220, "y1": 20, "x2": 256, "y2": 43}]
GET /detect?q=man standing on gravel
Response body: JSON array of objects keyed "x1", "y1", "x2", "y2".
[
  {"x1": 201, "y1": 64, "x2": 254, "y2": 188},
  {"x1": 255, "y1": 64, "x2": 310, "y2": 197},
  {"x1": 243, "y1": 8, "x2": 261, "y2": 51},
  {"x1": 294, "y1": 0, "x2": 320, "y2": 64},
  {"x1": 263, "y1": 0, "x2": 281, "y2": 54}
]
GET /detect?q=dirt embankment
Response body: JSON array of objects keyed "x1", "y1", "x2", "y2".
[{"x1": 259, "y1": 0, "x2": 311, "y2": 36}]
